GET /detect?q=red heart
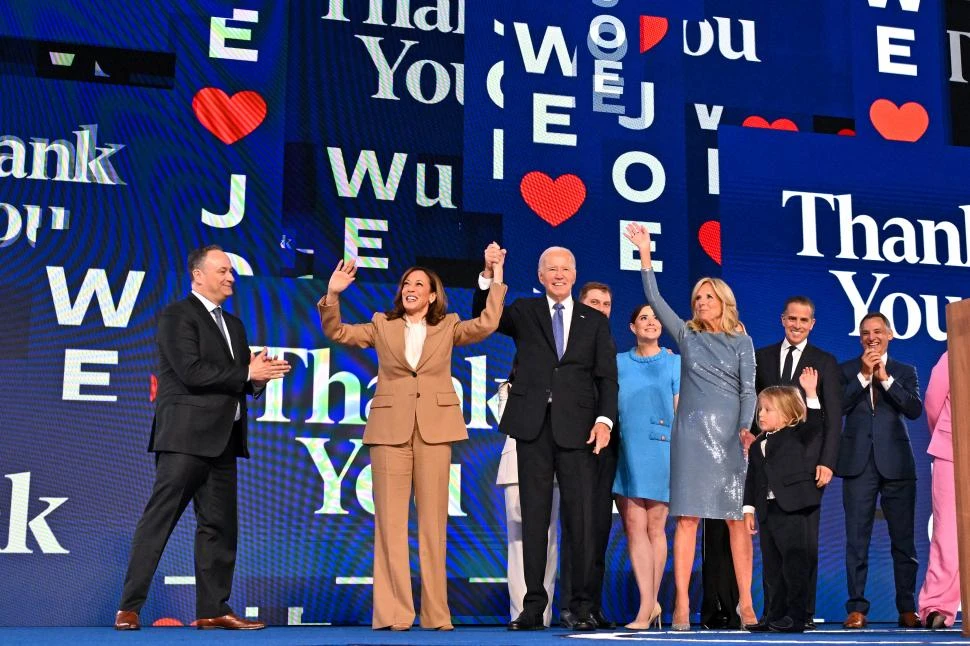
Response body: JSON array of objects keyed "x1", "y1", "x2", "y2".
[
  {"x1": 837, "y1": 128, "x2": 856, "y2": 136},
  {"x1": 698, "y1": 220, "x2": 721, "y2": 265},
  {"x1": 192, "y1": 88, "x2": 267, "y2": 144},
  {"x1": 742, "y1": 116, "x2": 798, "y2": 131},
  {"x1": 149, "y1": 373, "x2": 157, "y2": 402},
  {"x1": 640, "y1": 16, "x2": 668, "y2": 53},
  {"x1": 520, "y1": 172, "x2": 586, "y2": 227},
  {"x1": 869, "y1": 99, "x2": 928, "y2": 142}
]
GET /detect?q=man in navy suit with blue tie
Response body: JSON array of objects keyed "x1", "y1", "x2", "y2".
[
  {"x1": 837, "y1": 312, "x2": 922, "y2": 629},
  {"x1": 474, "y1": 246, "x2": 617, "y2": 631}
]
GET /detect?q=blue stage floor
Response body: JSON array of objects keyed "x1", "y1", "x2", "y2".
[{"x1": 0, "y1": 625, "x2": 965, "y2": 645}]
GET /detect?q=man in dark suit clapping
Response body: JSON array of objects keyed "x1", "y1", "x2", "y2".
[
  {"x1": 475, "y1": 246, "x2": 618, "y2": 631},
  {"x1": 837, "y1": 312, "x2": 922, "y2": 629},
  {"x1": 114, "y1": 245, "x2": 290, "y2": 631}
]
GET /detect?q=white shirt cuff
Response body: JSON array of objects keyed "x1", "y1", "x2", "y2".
[
  {"x1": 806, "y1": 397, "x2": 821, "y2": 409},
  {"x1": 742, "y1": 505, "x2": 755, "y2": 515},
  {"x1": 857, "y1": 372, "x2": 871, "y2": 388},
  {"x1": 478, "y1": 273, "x2": 493, "y2": 290},
  {"x1": 595, "y1": 416, "x2": 613, "y2": 431},
  {"x1": 881, "y1": 375, "x2": 895, "y2": 390}
]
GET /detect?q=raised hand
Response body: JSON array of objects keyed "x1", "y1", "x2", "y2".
[
  {"x1": 483, "y1": 242, "x2": 505, "y2": 279},
  {"x1": 327, "y1": 259, "x2": 357, "y2": 298},
  {"x1": 486, "y1": 241, "x2": 507, "y2": 284},
  {"x1": 622, "y1": 222, "x2": 652, "y2": 268},
  {"x1": 799, "y1": 366, "x2": 818, "y2": 397}
]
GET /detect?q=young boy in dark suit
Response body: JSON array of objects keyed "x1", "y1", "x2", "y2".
[{"x1": 743, "y1": 369, "x2": 823, "y2": 633}]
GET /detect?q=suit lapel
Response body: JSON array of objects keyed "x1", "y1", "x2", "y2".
[
  {"x1": 415, "y1": 319, "x2": 447, "y2": 371},
  {"x1": 383, "y1": 317, "x2": 410, "y2": 369},
  {"x1": 533, "y1": 298, "x2": 558, "y2": 358},
  {"x1": 765, "y1": 342, "x2": 782, "y2": 383},
  {"x1": 563, "y1": 305, "x2": 590, "y2": 360},
  {"x1": 188, "y1": 296, "x2": 233, "y2": 360}
]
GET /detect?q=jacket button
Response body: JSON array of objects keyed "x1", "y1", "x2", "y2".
[
  {"x1": 661, "y1": 435, "x2": 666, "y2": 441},
  {"x1": 411, "y1": 371, "x2": 417, "y2": 377},
  {"x1": 416, "y1": 393, "x2": 421, "y2": 398}
]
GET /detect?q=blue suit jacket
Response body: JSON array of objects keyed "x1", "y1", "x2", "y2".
[{"x1": 835, "y1": 356, "x2": 922, "y2": 480}]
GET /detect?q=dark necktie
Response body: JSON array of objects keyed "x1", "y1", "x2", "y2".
[
  {"x1": 552, "y1": 303, "x2": 565, "y2": 360},
  {"x1": 213, "y1": 306, "x2": 233, "y2": 357},
  {"x1": 782, "y1": 345, "x2": 796, "y2": 383}
]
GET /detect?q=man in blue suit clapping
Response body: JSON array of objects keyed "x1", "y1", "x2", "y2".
[{"x1": 837, "y1": 312, "x2": 922, "y2": 630}]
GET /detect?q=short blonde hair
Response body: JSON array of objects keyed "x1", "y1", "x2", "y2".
[
  {"x1": 758, "y1": 386, "x2": 807, "y2": 430},
  {"x1": 686, "y1": 277, "x2": 742, "y2": 335}
]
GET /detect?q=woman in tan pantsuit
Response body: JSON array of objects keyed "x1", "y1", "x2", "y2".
[{"x1": 318, "y1": 245, "x2": 506, "y2": 631}]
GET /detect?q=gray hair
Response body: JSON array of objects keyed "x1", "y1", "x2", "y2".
[{"x1": 537, "y1": 246, "x2": 576, "y2": 274}]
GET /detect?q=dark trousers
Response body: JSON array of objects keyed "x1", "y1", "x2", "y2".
[
  {"x1": 761, "y1": 502, "x2": 814, "y2": 623},
  {"x1": 517, "y1": 408, "x2": 595, "y2": 618},
  {"x1": 701, "y1": 520, "x2": 740, "y2": 628},
  {"x1": 560, "y1": 439, "x2": 617, "y2": 613},
  {"x1": 761, "y1": 496, "x2": 822, "y2": 619},
  {"x1": 842, "y1": 454, "x2": 918, "y2": 614},
  {"x1": 119, "y1": 442, "x2": 239, "y2": 618}
]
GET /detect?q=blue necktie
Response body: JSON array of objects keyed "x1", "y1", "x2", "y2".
[{"x1": 552, "y1": 303, "x2": 565, "y2": 360}]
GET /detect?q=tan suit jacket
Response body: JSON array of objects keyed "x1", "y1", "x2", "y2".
[{"x1": 318, "y1": 282, "x2": 507, "y2": 445}]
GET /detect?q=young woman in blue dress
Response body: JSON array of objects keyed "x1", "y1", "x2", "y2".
[{"x1": 614, "y1": 304, "x2": 681, "y2": 629}]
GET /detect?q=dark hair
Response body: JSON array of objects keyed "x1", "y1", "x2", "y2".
[
  {"x1": 187, "y1": 244, "x2": 223, "y2": 274},
  {"x1": 385, "y1": 266, "x2": 448, "y2": 326},
  {"x1": 860, "y1": 311, "x2": 891, "y2": 331},
  {"x1": 580, "y1": 281, "x2": 612, "y2": 300},
  {"x1": 629, "y1": 303, "x2": 653, "y2": 325},
  {"x1": 783, "y1": 295, "x2": 815, "y2": 317}
]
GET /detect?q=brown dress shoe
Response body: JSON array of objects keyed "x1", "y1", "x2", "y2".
[
  {"x1": 843, "y1": 611, "x2": 867, "y2": 629},
  {"x1": 114, "y1": 610, "x2": 140, "y2": 631},
  {"x1": 898, "y1": 611, "x2": 921, "y2": 628},
  {"x1": 196, "y1": 613, "x2": 265, "y2": 630}
]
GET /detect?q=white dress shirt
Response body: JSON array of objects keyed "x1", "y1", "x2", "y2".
[
  {"x1": 403, "y1": 317, "x2": 427, "y2": 369},
  {"x1": 780, "y1": 339, "x2": 807, "y2": 381}
]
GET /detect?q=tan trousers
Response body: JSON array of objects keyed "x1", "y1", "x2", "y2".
[{"x1": 370, "y1": 427, "x2": 452, "y2": 629}]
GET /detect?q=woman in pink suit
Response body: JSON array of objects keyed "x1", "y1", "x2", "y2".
[{"x1": 918, "y1": 351, "x2": 958, "y2": 629}]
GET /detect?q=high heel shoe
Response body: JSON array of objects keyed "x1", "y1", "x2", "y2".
[
  {"x1": 649, "y1": 604, "x2": 662, "y2": 630},
  {"x1": 670, "y1": 606, "x2": 690, "y2": 631},
  {"x1": 736, "y1": 603, "x2": 759, "y2": 630},
  {"x1": 625, "y1": 604, "x2": 663, "y2": 631}
]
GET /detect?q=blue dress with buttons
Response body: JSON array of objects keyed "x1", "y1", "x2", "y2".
[{"x1": 613, "y1": 347, "x2": 681, "y2": 503}]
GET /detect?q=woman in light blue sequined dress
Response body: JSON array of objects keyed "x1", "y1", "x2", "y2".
[{"x1": 623, "y1": 223, "x2": 758, "y2": 631}]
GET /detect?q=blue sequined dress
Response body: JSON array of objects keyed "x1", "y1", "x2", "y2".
[{"x1": 639, "y1": 269, "x2": 756, "y2": 520}]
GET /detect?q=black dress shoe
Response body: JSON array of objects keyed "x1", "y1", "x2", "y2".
[
  {"x1": 702, "y1": 613, "x2": 730, "y2": 629},
  {"x1": 768, "y1": 616, "x2": 805, "y2": 633},
  {"x1": 926, "y1": 611, "x2": 946, "y2": 629},
  {"x1": 560, "y1": 609, "x2": 579, "y2": 629},
  {"x1": 745, "y1": 620, "x2": 771, "y2": 632},
  {"x1": 509, "y1": 612, "x2": 544, "y2": 631},
  {"x1": 804, "y1": 618, "x2": 816, "y2": 631},
  {"x1": 572, "y1": 615, "x2": 596, "y2": 631},
  {"x1": 591, "y1": 609, "x2": 616, "y2": 629}
]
